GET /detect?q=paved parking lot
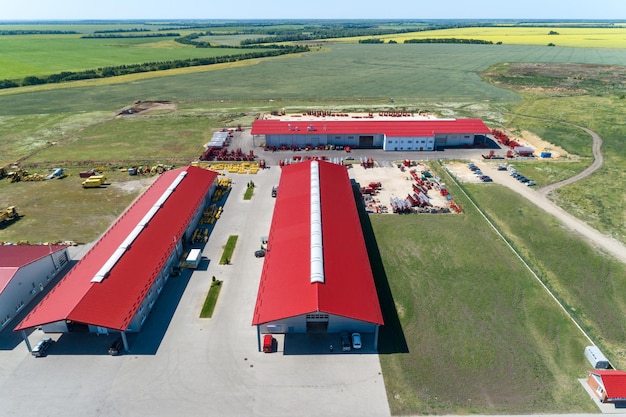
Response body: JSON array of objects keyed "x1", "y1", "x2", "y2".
[{"x1": 0, "y1": 165, "x2": 390, "y2": 417}]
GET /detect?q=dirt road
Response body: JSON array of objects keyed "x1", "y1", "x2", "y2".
[{"x1": 477, "y1": 123, "x2": 626, "y2": 264}]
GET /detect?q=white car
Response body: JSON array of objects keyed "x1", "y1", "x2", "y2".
[
  {"x1": 351, "y1": 332, "x2": 362, "y2": 349},
  {"x1": 32, "y1": 337, "x2": 53, "y2": 357}
]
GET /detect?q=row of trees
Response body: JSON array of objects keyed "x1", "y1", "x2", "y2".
[
  {"x1": 403, "y1": 38, "x2": 495, "y2": 44},
  {"x1": 0, "y1": 30, "x2": 78, "y2": 36},
  {"x1": 81, "y1": 33, "x2": 180, "y2": 39},
  {"x1": 239, "y1": 26, "x2": 418, "y2": 45},
  {"x1": 0, "y1": 45, "x2": 309, "y2": 90}
]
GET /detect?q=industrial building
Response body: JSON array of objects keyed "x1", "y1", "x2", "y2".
[
  {"x1": 0, "y1": 245, "x2": 69, "y2": 331},
  {"x1": 251, "y1": 114, "x2": 490, "y2": 151},
  {"x1": 15, "y1": 166, "x2": 218, "y2": 351},
  {"x1": 252, "y1": 160, "x2": 383, "y2": 351}
]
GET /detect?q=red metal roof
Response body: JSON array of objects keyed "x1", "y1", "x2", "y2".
[
  {"x1": 251, "y1": 118, "x2": 490, "y2": 137},
  {"x1": 252, "y1": 160, "x2": 383, "y2": 326},
  {"x1": 590, "y1": 370, "x2": 626, "y2": 400},
  {"x1": 0, "y1": 245, "x2": 66, "y2": 294},
  {"x1": 15, "y1": 167, "x2": 218, "y2": 332}
]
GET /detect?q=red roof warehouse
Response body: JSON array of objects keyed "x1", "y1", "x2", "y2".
[
  {"x1": 15, "y1": 167, "x2": 218, "y2": 349},
  {"x1": 0, "y1": 245, "x2": 69, "y2": 331},
  {"x1": 251, "y1": 116, "x2": 491, "y2": 151},
  {"x1": 252, "y1": 160, "x2": 383, "y2": 351}
]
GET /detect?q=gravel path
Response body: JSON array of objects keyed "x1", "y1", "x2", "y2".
[{"x1": 477, "y1": 122, "x2": 626, "y2": 265}]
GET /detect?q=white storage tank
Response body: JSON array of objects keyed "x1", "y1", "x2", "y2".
[{"x1": 585, "y1": 345, "x2": 610, "y2": 369}]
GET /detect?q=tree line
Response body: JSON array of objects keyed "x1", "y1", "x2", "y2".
[
  {"x1": 81, "y1": 33, "x2": 180, "y2": 39},
  {"x1": 403, "y1": 38, "x2": 494, "y2": 44},
  {"x1": 0, "y1": 45, "x2": 309, "y2": 90},
  {"x1": 0, "y1": 30, "x2": 78, "y2": 36}
]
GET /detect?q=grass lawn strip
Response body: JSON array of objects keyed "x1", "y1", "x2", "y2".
[
  {"x1": 199, "y1": 279, "x2": 222, "y2": 318},
  {"x1": 219, "y1": 235, "x2": 238, "y2": 265}
]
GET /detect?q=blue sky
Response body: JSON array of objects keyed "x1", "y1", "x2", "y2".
[{"x1": 1, "y1": 0, "x2": 624, "y2": 20}]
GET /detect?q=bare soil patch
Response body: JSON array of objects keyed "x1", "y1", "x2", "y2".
[
  {"x1": 116, "y1": 100, "x2": 177, "y2": 117},
  {"x1": 349, "y1": 163, "x2": 452, "y2": 214}
]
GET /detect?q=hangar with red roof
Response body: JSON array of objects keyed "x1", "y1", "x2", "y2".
[
  {"x1": 251, "y1": 114, "x2": 490, "y2": 151},
  {"x1": 252, "y1": 160, "x2": 383, "y2": 351},
  {"x1": 15, "y1": 166, "x2": 218, "y2": 351},
  {"x1": 0, "y1": 245, "x2": 69, "y2": 331}
]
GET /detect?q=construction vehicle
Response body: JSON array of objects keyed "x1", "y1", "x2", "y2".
[
  {"x1": 0, "y1": 206, "x2": 19, "y2": 225},
  {"x1": 82, "y1": 175, "x2": 106, "y2": 188},
  {"x1": 46, "y1": 168, "x2": 65, "y2": 180}
]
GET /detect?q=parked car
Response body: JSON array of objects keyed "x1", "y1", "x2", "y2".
[
  {"x1": 271, "y1": 186, "x2": 278, "y2": 197},
  {"x1": 351, "y1": 332, "x2": 362, "y2": 349},
  {"x1": 481, "y1": 176, "x2": 493, "y2": 182},
  {"x1": 340, "y1": 332, "x2": 351, "y2": 351},
  {"x1": 32, "y1": 337, "x2": 53, "y2": 357},
  {"x1": 108, "y1": 337, "x2": 123, "y2": 356},
  {"x1": 518, "y1": 176, "x2": 529, "y2": 183},
  {"x1": 526, "y1": 181, "x2": 537, "y2": 186},
  {"x1": 254, "y1": 249, "x2": 266, "y2": 258}
]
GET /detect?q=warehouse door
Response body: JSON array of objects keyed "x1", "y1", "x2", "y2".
[
  {"x1": 306, "y1": 313, "x2": 329, "y2": 332},
  {"x1": 359, "y1": 136, "x2": 374, "y2": 148}
]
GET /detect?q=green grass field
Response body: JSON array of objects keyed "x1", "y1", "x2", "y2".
[
  {"x1": 0, "y1": 36, "x2": 259, "y2": 79},
  {"x1": 2, "y1": 44, "x2": 626, "y2": 116},
  {"x1": 371, "y1": 189, "x2": 596, "y2": 414}
]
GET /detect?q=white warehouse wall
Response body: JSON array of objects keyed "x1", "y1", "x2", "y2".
[{"x1": 1, "y1": 248, "x2": 69, "y2": 330}]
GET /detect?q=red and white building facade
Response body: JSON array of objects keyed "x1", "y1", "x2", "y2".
[
  {"x1": 0, "y1": 245, "x2": 69, "y2": 331},
  {"x1": 251, "y1": 115, "x2": 490, "y2": 151}
]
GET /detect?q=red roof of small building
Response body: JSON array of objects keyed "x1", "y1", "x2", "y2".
[
  {"x1": 252, "y1": 160, "x2": 383, "y2": 326},
  {"x1": 0, "y1": 245, "x2": 66, "y2": 294},
  {"x1": 15, "y1": 166, "x2": 217, "y2": 332},
  {"x1": 251, "y1": 118, "x2": 490, "y2": 137},
  {"x1": 590, "y1": 370, "x2": 626, "y2": 400}
]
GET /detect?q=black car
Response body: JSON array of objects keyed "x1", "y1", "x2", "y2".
[
  {"x1": 271, "y1": 187, "x2": 278, "y2": 197},
  {"x1": 254, "y1": 249, "x2": 266, "y2": 258},
  {"x1": 108, "y1": 337, "x2": 123, "y2": 355},
  {"x1": 340, "y1": 332, "x2": 351, "y2": 351}
]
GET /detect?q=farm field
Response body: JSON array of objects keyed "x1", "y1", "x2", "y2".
[
  {"x1": 3, "y1": 44, "x2": 626, "y2": 115},
  {"x1": 0, "y1": 36, "x2": 261, "y2": 80},
  {"x1": 352, "y1": 27, "x2": 626, "y2": 48}
]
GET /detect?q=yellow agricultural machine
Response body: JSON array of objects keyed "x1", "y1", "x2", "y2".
[{"x1": 0, "y1": 206, "x2": 19, "y2": 225}]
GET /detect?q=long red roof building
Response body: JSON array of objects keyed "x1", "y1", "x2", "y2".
[
  {"x1": 15, "y1": 166, "x2": 217, "y2": 333},
  {"x1": 252, "y1": 160, "x2": 383, "y2": 329}
]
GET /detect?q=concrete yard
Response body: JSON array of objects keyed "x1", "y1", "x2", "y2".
[{"x1": 0, "y1": 165, "x2": 390, "y2": 417}]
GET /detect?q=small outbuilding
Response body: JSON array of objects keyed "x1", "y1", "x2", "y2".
[
  {"x1": 587, "y1": 369, "x2": 626, "y2": 404},
  {"x1": 252, "y1": 160, "x2": 383, "y2": 351},
  {"x1": 0, "y1": 245, "x2": 69, "y2": 331}
]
